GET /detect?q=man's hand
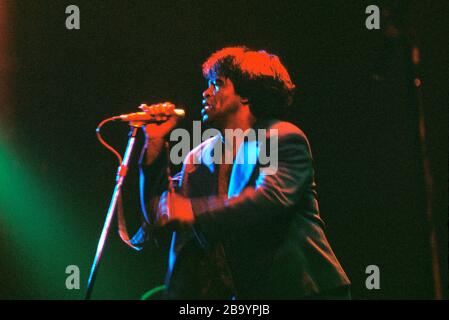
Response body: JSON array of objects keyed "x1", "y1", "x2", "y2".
[
  {"x1": 158, "y1": 192, "x2": 194, "y2": 227},
  {"x1": 140, "y1": 102, "x2": 179, "y2": 140},
  {"x1": 140, "y1": 102, "x2": 179, "y2": 165}
]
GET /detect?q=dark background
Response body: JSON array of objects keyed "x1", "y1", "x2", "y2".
[{"x1": 0, "y1": 0, "x2": 447, "y2": 299}]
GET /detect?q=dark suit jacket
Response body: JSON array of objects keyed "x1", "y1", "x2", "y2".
[{"x1": 132, "y1": 119, "x2": 350, "y2": 299}]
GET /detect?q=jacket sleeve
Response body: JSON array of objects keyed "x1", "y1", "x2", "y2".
[
  {"x1": 130, "y1": 142, "x2": 173, "y2": 249},
  {"x1": 138, "y1": 143, "x2": 170, "y2": 225},
  {"x1": 191, "y1": 128, "x2": 315, "y2": 247}
]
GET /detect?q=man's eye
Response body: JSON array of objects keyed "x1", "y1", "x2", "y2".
[
  {"x1": 207, "y1": 79, "x2": 221, "y2": 90},
  {"x1": 213, "y1": 80, "x2": 223, "y2": 89}
]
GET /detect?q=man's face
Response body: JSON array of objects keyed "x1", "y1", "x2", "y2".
[{"x1": 201, "y1": 76, "x2": 244, "y2": 126}]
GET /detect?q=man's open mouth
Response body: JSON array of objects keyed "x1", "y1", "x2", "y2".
[{"x1": 201, "y1": 104, "x2": 214, "y2": 116}]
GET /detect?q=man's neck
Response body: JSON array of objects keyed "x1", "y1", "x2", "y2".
[
  {"x1": 217, "y1": 105, "x2": 256, "y2": 134},
  {"x1": 216, "y1": 106, "x2": 256, "y2": 158}
]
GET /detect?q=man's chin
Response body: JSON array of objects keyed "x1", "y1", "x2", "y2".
[
  {"x1": 201, "y1": 114, "x2": 209, "y2": 124},
  {"x1": 201, "y1": 113, "x2": 215, "y2": 124}
]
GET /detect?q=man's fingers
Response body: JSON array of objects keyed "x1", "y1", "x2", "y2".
[
  {"x1": 140, "y1": 102, "x2": 175, "y2": 121},
  {"x1": 139, "y1": 102, "x2": 175, "y2": 114}
]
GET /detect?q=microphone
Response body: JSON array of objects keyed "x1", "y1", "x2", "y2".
[{"x1": 112, "y1": 108, "x2": 185, "y2": 122}]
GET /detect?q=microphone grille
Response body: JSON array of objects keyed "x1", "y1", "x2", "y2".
[{"x1": 174, "y1": 109, "x2": 186, "y2": 117}]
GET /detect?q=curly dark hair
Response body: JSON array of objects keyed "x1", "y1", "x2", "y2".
[{"x1": 202, "y1": 46, "x2": 296, "y2": 119}]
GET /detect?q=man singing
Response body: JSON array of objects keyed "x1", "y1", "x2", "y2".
[{"x1": 131, "y1": 46, "x2": 350, "y2": 299}]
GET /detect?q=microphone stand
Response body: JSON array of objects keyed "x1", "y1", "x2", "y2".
[{"x1": 85, "y1": 122, "x2": 142, "y2": 300}]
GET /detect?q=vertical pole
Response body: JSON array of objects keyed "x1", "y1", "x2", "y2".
[{"x1": 85, "y1": 126, "x2": 139, "y2": 299}]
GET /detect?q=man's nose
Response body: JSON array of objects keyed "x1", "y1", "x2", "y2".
[{"x1": 202, "y1": 85, "x2": 213, "y2": 98}]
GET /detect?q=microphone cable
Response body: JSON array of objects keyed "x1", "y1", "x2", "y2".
[{"x1": 96, "y1": 117, "x2": 123, "y2": 165}]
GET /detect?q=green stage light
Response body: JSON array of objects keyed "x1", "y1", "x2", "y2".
[{"x1": 0, "y1": 131, "x2": 87, "y2": 299}]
